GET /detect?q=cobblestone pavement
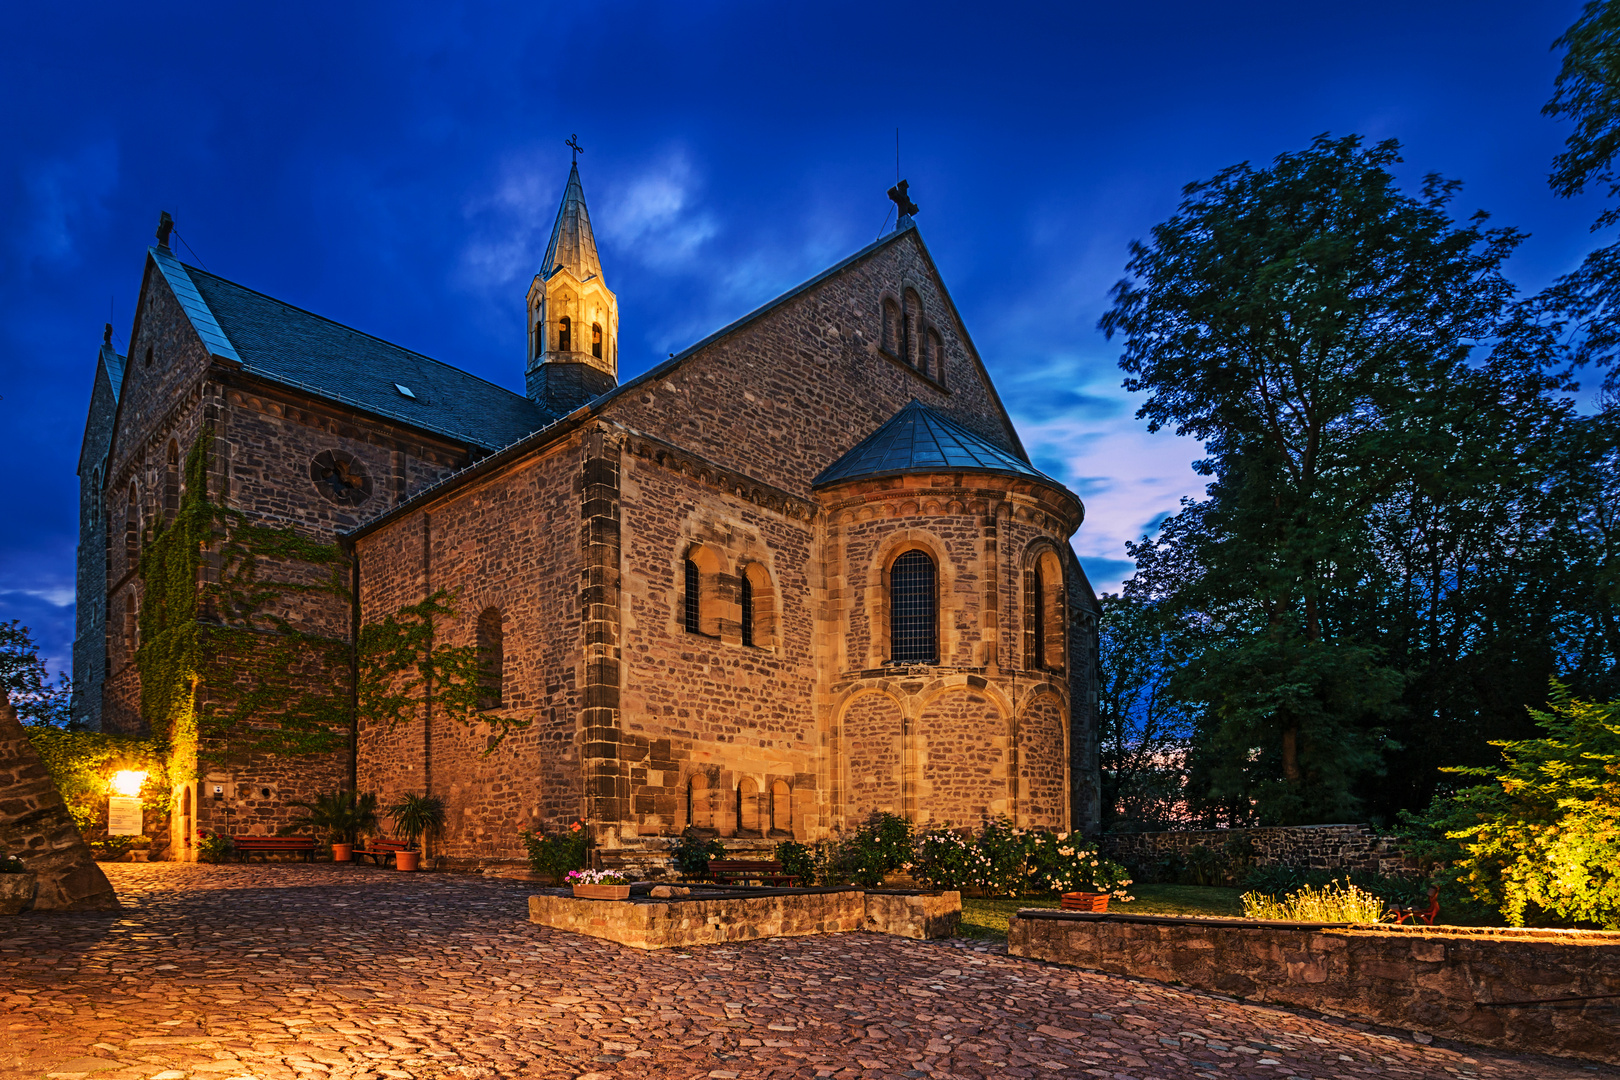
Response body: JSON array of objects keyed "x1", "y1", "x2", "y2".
[{"x1": 1, "y1": 864, "x2": 1614, "y2": 1080}]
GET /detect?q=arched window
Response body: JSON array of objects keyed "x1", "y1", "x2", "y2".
[
  {"x1": 903, "y1": 288, "x2": 924, "y2": 368},
  {"x1": 476, "y1": 607, "x2": 504, "y2": 709},
  {"x1": 889, "y1": 550, "x2": 938, "y2": 663},
  {"x1": 591, "y1": 322, "x2": 603, "y2": 359},
  {"x1": 684, "y1": 557, "x2": 701, "y2": 634},
  {"x1": 125, "y1": 485, "x2": 139, "y2": 557},
  {"x1": 688, "y1": 774, "x2": 716, "y2": 831},
  {"x1": 738, "y1": 561, "x2": 777, "y2": 648},
  {"x1": 881, "y1": 297, "x2": 900, "y2": 355},
  {"x1": 925, "y1": 328, "x2": 944, "y2": 381},
  {"x1": 534, "y1": 319, "x2": 545, "y2": 358},
  {"x1": 740, "y1": 572, "x2": 754, "y2": 647},
  {"x1": 1025, "y1": 548, "x2": 1066, "y2": 671},
  {"x1": 738, "y1": 778, "x2": 761, "y2": 834},
  {"x1": 770, "y1": 780, "x2": 792, "y2": 836},
  {"x1": 558, "y1": 315, "x2": 572, "y2": 352},
  {"x1": 164, "y1": 441, "x2": 180, "y2": 521},
  {"x1": 144, "y1": 345, "x2": 153, "y2": 368}
]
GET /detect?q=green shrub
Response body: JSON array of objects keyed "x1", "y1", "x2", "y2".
[
  {"x1": 668, "y1": 827, "x2": 725, "y2": 878},
  {"x1": 521, "y1": 820, "x2": 588, "y2": 881},
  {"x1": 912, "y1": 829, "x2": 975, "y2": 890},
  {"x1": 832, "y1": 813, "x2": 913, "y2": 886},
  {"x1": 1183, "y1": 844, "x2": 1229, "y2": 886},
  {"x1": 91, "y1": 836, "x2": 136, "y2": 861},
  {"x1": 195, "y1": 831, "x2": 234, "y2": 864},
  {"x1": 1241, "y1": 879, "x2": 1387, "y2": 923},
  {"x1": 280, "y1": 791, "x2": 379, "y2": 844},
  {"x1": 774, "y1": 840, "x2": 815, "y2": 886},
  {"x1": 1240, "y1": 863, "x2": 1428, "y2": 908},
  {"x1": 1397, "y1": 685, "x2": 1620, "y2": 928}
]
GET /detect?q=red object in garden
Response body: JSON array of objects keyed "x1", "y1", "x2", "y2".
[
  {"x1": 1061, "y1": 891, "x2": 1110, "y2": 913},
  {"x1": 1388, "y1": 885, "x2": 1441, "y2": 925}
]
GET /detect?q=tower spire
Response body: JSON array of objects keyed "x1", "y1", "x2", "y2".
[{"x1": 526, "y1": 153, "x2": 618, "y2": 411}]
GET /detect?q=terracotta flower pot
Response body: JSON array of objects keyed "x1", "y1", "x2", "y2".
[
  {"x1": 572, "y1": 883, "x2": 631, "y2": 901},
  {"x1": 332, "y1": 843, "x2": 353, "y2": 863},
  {"x1": 395, "y1": 849, "x2": 421, "y2": 872},
  {"x1": 1060, "y1": 891, "x2": 1110, "y2": 913}
]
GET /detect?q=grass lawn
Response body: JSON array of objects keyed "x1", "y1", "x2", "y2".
[{"x1": 959, "y1": 884, "x2": 1244, "y2": 941}]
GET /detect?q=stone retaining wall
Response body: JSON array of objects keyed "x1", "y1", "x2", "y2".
[
  {"x1": 529, "y1": 887, "x2": 961, "y2": 949},
  {"x1": 1008, "y1": 911, "x2": 1620, "y2": 1065},
  {"x1": 1103, "y1": 823, "x2": 1419, "y2": 880}
]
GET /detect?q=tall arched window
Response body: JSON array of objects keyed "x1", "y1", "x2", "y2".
[
  {"x1": 740, "y1": 572, "x2": 754, "y2": 647},
  {"x1": 1025, "y1": 563, "x2": 1045, "y2": 670},
  {"x1": 558, "y1": 315, "x2": 572, "y2": 352},
  {"x1": 890, "y1": 549, "x2": 937, "y2": 663},
  {"x1": 925, "y1": 328, "x2": 944, "y2": 381},
  {"x1": 770, "y1": 780, "x2": 792, "y2": 836},
  {"x1": 164, "y1": 441, "x2": 180, "y2": 521},
  {"x1": 476, "y1": 607, "x2": 504, "y2": 709},
  {"x1": 534, "y1": 319, "x2": 545, "y2": 358},
  {"x1": 881, "y1": 297, "x2": 900, "y2": 355},
  {"x1": 684, "y1": 557, "x2": 701, "y2": 634},
  {"x1": 738, "y1": 778, "x2": 760, "y2": 834},
  {"x1": 591, "y1": 322, "x2": 603, "y2": 359},
  {"x1": 903, "y1": 288, "x2": 924, "y2": 368},
  {"x1": 689, "y1": 774, "x2": 716, "y2": 831},
  {"x1": 125, "y1": 485, "x2": 138, "y2": 557}
]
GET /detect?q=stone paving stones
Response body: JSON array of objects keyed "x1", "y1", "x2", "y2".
[{"x1": 0, "y1": 864, "x2": 1616, "y2": 1080}]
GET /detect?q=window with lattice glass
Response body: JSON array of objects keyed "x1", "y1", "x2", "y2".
[{"x1": 890, "y1": 549, "x2": 937, "y2": 664}]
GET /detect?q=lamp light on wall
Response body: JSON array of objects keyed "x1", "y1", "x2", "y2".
[{"x1": 111, "y1": 770, "x2": 148, "y2": 797}]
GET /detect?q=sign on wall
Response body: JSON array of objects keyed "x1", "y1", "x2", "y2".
[{"x1": 107, "y1": 796, "x2": 143, "y2": 836}]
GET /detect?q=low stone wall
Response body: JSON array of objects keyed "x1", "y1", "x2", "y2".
[
  {"x1": 1008, "y1": 911, "x2": 1620, "y2": 1065},
  {"x1": 529, "y1": 887, "x2": 961, "y2": 950},
  {"x1": 1103, "y1": 823, "x2": 1419, "y2": 880}
]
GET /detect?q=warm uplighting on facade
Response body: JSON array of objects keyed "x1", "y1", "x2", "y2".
[{"x1": 111, "y1": 770, "x2": 148, "y2": 797}]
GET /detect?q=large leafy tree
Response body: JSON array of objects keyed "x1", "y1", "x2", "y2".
[
  {"x1": 1102, "y1": 134, "x2": 1529, "y2": 824},
  {"x1": 1096, "y1": 594, "x2": 1195, "y2": 832}
]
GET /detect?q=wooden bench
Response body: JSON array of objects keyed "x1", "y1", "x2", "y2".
[
  {"x1": 233, "y1": 836, "x2": 316, "y2": 862},
  {"x1": 353, "y1": 839, "x2": 413, "y2": 867},
  {"x1": 705, "y1": 859, "x2": 800, "y2": 887}
]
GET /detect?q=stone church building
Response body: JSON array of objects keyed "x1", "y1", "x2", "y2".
[{"x1": 72, "y1": 162, "x2": 1102, "y2": 865}]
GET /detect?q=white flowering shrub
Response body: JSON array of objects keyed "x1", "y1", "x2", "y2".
[{"x1": 908, "y1": 818, "x2": 1133, "y2": 899}]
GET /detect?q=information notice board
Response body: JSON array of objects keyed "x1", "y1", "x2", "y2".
[{"x1": 107, "y1": 796, "x2": 143, "y2": 835}]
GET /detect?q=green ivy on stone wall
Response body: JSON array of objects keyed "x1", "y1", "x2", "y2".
[{"x1": 24, "y1": 728, "x2": 169, "y2": 834}]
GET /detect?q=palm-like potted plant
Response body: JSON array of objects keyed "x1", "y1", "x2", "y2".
[
  {"x1": 385, "y1": 792, "x2": 446, "y2": 872},
  {"x1": 280, "y1": 791, "x2": 379, "y2": 862}
]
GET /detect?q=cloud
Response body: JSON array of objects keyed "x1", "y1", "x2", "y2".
[
  {"x1": 1, "y1": 586, "x2": 75, "y2": 608},
  {"x1": 599, "y1": 150, "x2": 718, "y2": 270},
  {"x1": 17, "y1": 141, "x2": 119, "y2": 271}
]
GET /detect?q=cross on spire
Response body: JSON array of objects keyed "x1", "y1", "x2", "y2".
[
  {"x1": 566, "y1": 134, "x2": 584, "y2": 163},
  {"x1": 887, "y1": 179, "x2": 919, "y2": 219}
]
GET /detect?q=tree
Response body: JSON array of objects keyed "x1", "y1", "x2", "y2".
[
  {"x1": 1096, "y1": 594, "x2": 1195, "y2": 831},
  {"x1": 1102, "y1": 134, "x2": 1526, "y2": 823},
  {"x1": 0, "y1": 620, "x2": 72, "y2": 728},
  {"x1": 1540, "y1": 0, "x2": 1620, "y2": 392}
]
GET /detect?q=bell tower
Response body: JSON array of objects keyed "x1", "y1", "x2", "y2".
[{"x1": 526, "y1": 148, "x2": 618, "y2": 411}]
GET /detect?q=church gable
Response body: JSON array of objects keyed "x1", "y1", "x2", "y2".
[{"x1": 598, "y1": 225, "x2": 1027, "y2": 497}]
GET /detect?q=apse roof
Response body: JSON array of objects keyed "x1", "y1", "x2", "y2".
[
  {"x1": 149, "y1": 246, "x2": 556, "y2": 451},
  {"x1": 813, "y1": 398, "x2": 1059, "y2": 488}
]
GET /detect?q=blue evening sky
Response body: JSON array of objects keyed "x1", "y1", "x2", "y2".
[{"x1": 0, "y1": 1, "x2": 1601, "y2": 677}]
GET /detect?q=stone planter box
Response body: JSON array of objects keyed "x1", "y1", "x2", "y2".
[
  {"x1": 0, "y1": 873, "x2": 37, "y2": 915},
  {"x1": 1009, "y1": 910, "x2": 1620, "y2": 1066}
]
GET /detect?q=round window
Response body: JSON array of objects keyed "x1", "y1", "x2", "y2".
[{"x1": 309, "y1": 450, "x2": 372, "y2": 506}]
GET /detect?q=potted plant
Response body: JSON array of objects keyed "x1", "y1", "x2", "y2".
[
  {"x1": 0, "y1": 849, "x2": 35, "y2": 916},
  {"x1": 385, "y1": 792, "x2": 445, "y2": 872},
  {"x1": 1044, "y1": 839, "x2": 1133, "y2": 913},
  {"x1": 281, "y1": 791, "x2": 379, "y2": 862},
  {"x1": 566, "y1": 868, "x2": 632, "y2": 900}
]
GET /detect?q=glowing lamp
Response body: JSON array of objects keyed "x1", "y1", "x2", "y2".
[{"x1": 111, "y1": 770, "x2": 148, "y2": 797}]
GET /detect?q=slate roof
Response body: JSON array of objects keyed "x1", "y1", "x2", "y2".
[
  {"x1": 150, "y1": 247, "x2": 556, "y2": 451},
  {"x1": 103, "y1": 343, "x2": 125, "y2": 402},
  {"x1": 541, "y1": 162, "x2": 603, "y2": 285},
  {"x1": 814, "y1": 399, "x2": 1060, "y2": 488}
]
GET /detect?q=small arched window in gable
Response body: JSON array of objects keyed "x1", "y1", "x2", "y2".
[
  {"x1": 903, "y1": 288, "x2": 924, "y2": 368},
  {"x1": 125, "y1": 485, "x2": 139, "y2": 557},
  {"x1": 164, "y1": 441, "x2": 181, "y2": 521},
  {"x1": 476, "y1": 607, "x2": 504, "y2": 709},
  {"x1": 558, "y1": 315, "x2": 572, "y2": 352},
  {"x1": 689, "y1": 773, "x2": 716, "y2": 832},
  {"x1": 881, "y1": 297, "x2": 900, "y2": 355},
  {"x1": 890, "y1": 549, "x2": 938, "y2": 664},
  {"x1": 738, "y1": 778, "x2": 761, "y2": 834},
  {"x1": 740, "y1": 572, "x2": 754, "y2": 647},
  {"x1": 684, "y1": 557, "x2": 702, "y2": 634},
  {"x1": 591, "y1": 322, "x2": 603, "y2": 359},
  {"x1": 925, "y1": 328, "x2": 944, "y2": 382}
]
